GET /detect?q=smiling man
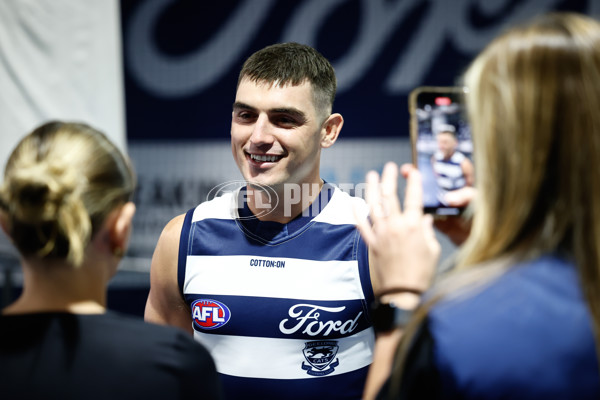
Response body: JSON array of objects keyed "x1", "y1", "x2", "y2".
[
  {"x1": 145, "y1": 43, "x2": 377, "y2": 400},
  {"x1": 431, "y1": 125, "x2": 474, "y2": 204}
]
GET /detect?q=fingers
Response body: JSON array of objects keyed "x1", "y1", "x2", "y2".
[
  {"x1": 365, "y1": 170, "x2": 381, "y2": 208},
  {"x1": 422, "y1": 214, "x2": 437, "y2": 243},
  {"x1": 433, "y1": 215, "x2": 472, "y2": 246},
  {"x1": 355, "y1": 216, "x2": 375, "y2": 247},
  {"x1": 361, "y1": 169, "x2": 386, "y2": 244},
  {"x1": 422, "y1": 214, "x2": 435, "y2": 239},
  {"x1": 353, "y1": 203, "x2": 375, "y2": 247},
  {"x1": 403, "y1": 168, "x2": 424, "y2": 218},
  {"x1": 363, "y1": 162, "x2": 423, "y2": 221},
  {"x1": 399, "y1": 163, "x2": 415, "y2": 178},
  {"x1": 380, "y1": 163, "x2": 400, "y2": 217},
  {"x1": 443, "y1": 186, "x2": 476, "y2": 207},
  {"x1": 365, "y1": 170, "x2": 386, "y2": 223}
]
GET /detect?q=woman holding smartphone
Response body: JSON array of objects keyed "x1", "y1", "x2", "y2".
[{"x1": 359, "y1": 12, "x2": 600, "y2": 400}]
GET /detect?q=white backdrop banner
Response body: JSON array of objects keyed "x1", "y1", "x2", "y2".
[{"x1": 0, "y1": 0, "x2": 125, "y2": 168}]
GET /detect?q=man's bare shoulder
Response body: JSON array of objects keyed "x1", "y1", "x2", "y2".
[
  {"x1": 152, "y1": 213, "x2": 186, "y2": 270},
  {"x1": 145, "y1": 212, "x2": 191, "y2": 330},
  {"x1": 160, "y1": 213, "x2": 186, "y2": 239},
  {"x1": 152, "y1": 214, "x2": 185, "y2": 250}
]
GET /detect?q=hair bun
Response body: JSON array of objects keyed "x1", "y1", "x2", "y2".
[
  {"x1": 3, "y1": 158, "x2": 91, "y2": 265},
  {"x1": 8, "y1": 160, "x2": 82, "y2": 224}
]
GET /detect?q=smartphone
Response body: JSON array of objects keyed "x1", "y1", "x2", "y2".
[{"x1": 409, "y1": 86, "x2": 473, "y2": 215}]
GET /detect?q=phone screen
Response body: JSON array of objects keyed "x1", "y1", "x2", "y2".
[{"x1": 409, "y1": 87, "x2": 473, "y2": 215}]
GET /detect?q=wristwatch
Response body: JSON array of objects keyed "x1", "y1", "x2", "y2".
[{"x1": 371, "y1": 300, "x2": 414, "y2": 332}]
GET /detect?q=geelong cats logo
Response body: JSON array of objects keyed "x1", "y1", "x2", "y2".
[
  {"x1": 192, "y1": 299, "x2": 231, "y2": 330},
  {"x1": 301, "y1": 341, "x2": 339, "y2": 376}
]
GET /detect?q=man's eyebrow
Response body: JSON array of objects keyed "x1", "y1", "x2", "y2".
[
  {"x1": 270, "y1": 108, "x2": 306, "y2": 120},
  {"x1": 232, "y1": 102, "x2": 255, "y2": 111},
  {"x1": 233, "y1": 103, "x2": 307, "y2": 121}
]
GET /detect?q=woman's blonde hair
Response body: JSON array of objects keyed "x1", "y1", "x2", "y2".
[
  {"x1": 389, "y1": 12, "x2": 600, "y2": 397},
  {"x1": 460, "y1": 11, "x2": 600, "y2": 271},
  {"x1": 0, "y1": 121, "x2": 135, "y2": 266}
]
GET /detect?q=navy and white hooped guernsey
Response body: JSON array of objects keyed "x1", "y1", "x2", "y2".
[
  {"x1": 178, "y1": 184, "x2": 375, "y2": 400},
  {"x1": 433, "y1": 150, "x2": 468, "y2": 191}
]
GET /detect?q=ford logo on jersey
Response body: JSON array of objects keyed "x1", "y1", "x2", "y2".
[{"x1": 192, "y1": 299, "x2": 231, "y2": 330}]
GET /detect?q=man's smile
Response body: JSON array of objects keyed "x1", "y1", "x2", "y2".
[{"x1": 248, "y1": 153, "x2": 284, "y2": 163}]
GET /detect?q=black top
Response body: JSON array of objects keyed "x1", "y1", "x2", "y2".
[
  {"x1": 0, "y1": 311, "x2": 221, "y2": 400},
  {"x1": 376, "y1": 320, "x2": 442, "y2": 400}
]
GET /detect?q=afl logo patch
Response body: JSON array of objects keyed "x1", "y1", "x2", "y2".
[{"x1": 192, "y1": 299, "x2": 231, "y2": 330}]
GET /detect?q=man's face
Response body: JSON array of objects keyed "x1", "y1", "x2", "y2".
[
  {"x1": 231, "y1": 78, "x2": 325, "y2": 191},
  {"x1": 437, "y1": 132, "x2": 458, "y2": 159}
]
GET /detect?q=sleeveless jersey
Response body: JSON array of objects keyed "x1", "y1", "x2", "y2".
[
  {"x1": 433, "y1": 150, "x2": 468, "y2": 191},
  {"x1": 178, "y1": 185, "x2": 374, "y2": 400}
]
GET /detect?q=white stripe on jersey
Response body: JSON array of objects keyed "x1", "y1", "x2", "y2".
[
  {"x1": 435, "y1": 161, "x2": 465, "y2": 178},
  {"x1": 191, "y1": 187, "x2": 370, "y2": 225},
  {"x1": 312, "y1": 188, "x2": 369, "y2": 225},
  {"x1": 184, "y1": 255, "x2": 364, "y2": 301},
  {"x1": 194, "y1": 327, "x2": 375, "y2": 379},
  {"x1": 192, "y1": 192, "x2": 237, "y2": 222}
]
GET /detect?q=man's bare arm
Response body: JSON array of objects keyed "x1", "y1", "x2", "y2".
[{"x1": 144, "y1": 214, "x2": 193, "y2": 334}]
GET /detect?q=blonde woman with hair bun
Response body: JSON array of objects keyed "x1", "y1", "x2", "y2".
[
  {"x1": 360, "y1": 12, "x2": 600, "y2": 400},
  {"x1": 0, "y1": 121, "x2": 221, "y2": 399}
]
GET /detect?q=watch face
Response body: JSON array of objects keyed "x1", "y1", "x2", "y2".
[
  {"x1": 392, "y1": 306, "x2": 414, "y2": 327},
  {"x1": 371, "y1": 301, "x2": 414, "y2": 332},
  {"x1": 371, "y1": 301, "x2": 396, "y2": 332}
]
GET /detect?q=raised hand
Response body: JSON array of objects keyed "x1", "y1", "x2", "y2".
[{"x1": 357, "y1": 162, "x2": 440, "y2": 295}]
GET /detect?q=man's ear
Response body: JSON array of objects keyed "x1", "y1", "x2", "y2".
[
  {"x1": 108, "y1": 202, "x2": 136, "y2": 253},
  {"x1": 320, "y1": 113, "x2": 344, "y2": 148}
]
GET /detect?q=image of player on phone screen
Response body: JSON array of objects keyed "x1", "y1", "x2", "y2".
[
  {"x1": 430, "y1": 123, "x2": 474, "y2": 205},
  {"x1": 409, "y1": 86, "x2": 474, "y2": 215}
]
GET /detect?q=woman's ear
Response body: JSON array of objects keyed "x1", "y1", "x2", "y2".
[
  {"x1": 108, "y1": 202, "x2": 136, "y2": 255},
  {"x1": 320, "y1": 113, "x2": 344, "y2": 148}
]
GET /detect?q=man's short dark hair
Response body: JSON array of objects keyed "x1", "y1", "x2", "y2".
[
  {"x1": 237, "y1": 42, "x2": 337, "y2": 117},
  {"x1": 437, "y1": 124, "x2": 457, "y2": 136}
]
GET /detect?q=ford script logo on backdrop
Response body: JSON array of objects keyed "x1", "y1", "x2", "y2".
[{"x1": 121, "y1": 0, "x2": 597, "y2": 140}]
